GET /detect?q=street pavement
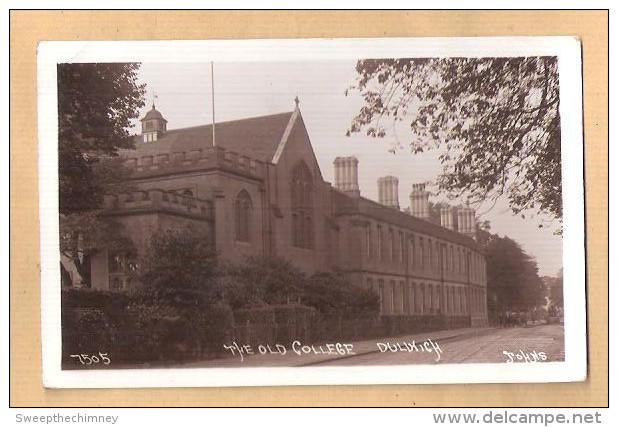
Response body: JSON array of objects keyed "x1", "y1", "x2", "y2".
[
  {"x1": 321, "y1": 323, "x2": 565, "y2": 366},
  {"x1": 177, "y1": 323, "x2": 564, "y2": 368}
]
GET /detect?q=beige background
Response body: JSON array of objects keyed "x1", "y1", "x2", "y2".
[{"x1": 9, "y1": 10, "x2": 608, "y2": 407}]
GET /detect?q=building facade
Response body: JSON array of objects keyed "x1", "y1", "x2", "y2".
[{"x1": 83, "y1": 102, "x2": 488, "y2": 325}]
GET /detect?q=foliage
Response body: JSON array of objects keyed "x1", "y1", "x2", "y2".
[
  {"x1": 347, "y1": 57, "x2": 562, "y2": 222},
  {"x1": 58, "y1": 62, "x2": 145, "y2": 215},
  {"x1": 61, "y1": 287, "x2": 233, "y2": 363},
  {"x1": 62, "y1": 307, "x2": 115, "y2": 358},
  {"x1": 233, "y1": 306, "x2": 277, "y2": 324},
  {"x1": 62, "y1": 287, "x2": 131, "y2": 313},
  {"x1": 125, "y1": 290, "x2": 234, "y2": 359},
  {"x1": 483, "y1": 233, "x2": 546, "y2": 313},
  {"x1": 547, "y1": 269, "x2": 564, "y2": 309},
  {"x1": 58, "y1": 62, "x2": 144, "y2": 285},
  {"x1": 302, "y1": 271, "x2": 380, "y2": 319},
  {"x1": 218, "y1": 256, "x2": 307, "y2": 308},
  {"x1": 59, "y1": 211, "x2": 134, "y2": 286},
  {"x1": 139, "y1": 226, "x2": 217, "y2": 291},
  {"x1": 219, "y1": 258, "x2": 380, "y2": 319}
]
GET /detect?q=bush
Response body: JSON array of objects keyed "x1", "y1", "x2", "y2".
[
  {"x1": 302, "y1": 271, "x2": 380, "y2": 319},
  {"x1": 140, "y1": 226, "x2": 217, "y2": 291},
  {"x1": 272, "y1": 304, "x2": 318, "y2": 344},
  {"x1": 192, "y1": 302, "x2": 234, "y2": 357},
  {"x1": 62, "y1": 308, "x2": 115, "y2": 365},
  {"x1": 234, "y1": 306, "x2": 276, "y2": 324},
  {"x1": 218, "y1": 257, "x2": 307, "y2": 308},
  {"x1": 61, "y1": 287, "x2": 234, "y2": 363}
]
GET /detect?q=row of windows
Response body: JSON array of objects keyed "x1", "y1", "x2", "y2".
[
  {"x1": 365, "y1": 223, "x2": 485, "y2": 280},
  {"x1": 368, "y1": 277, "x2": 486, "y2": 316},
  {"x1": 142, "y1": 132, "x2": 158, "y2": 142}
]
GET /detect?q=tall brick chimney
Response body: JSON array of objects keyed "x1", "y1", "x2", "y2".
[
  {"x1": 377, "y1": 176, "x2": 400, "y2": 210},
  {"x1": 333, "y1": 156, "x2": 360, "y2": 197},
  {"x1": 409, "y1": 183, "x2": 430, "y2": 219}
]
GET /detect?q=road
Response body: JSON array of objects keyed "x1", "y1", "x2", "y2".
[{"x1": 312, "y1": 323, "x2": 564, "y2": 366}]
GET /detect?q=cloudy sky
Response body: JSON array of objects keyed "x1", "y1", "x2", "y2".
[{"x1": 132, "y1": 60, "x2": 563, "y2": 277}]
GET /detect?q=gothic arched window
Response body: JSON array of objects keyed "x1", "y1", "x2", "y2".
[
  {"x1": 290, "y1": 162, "x2": 313, "y2": 249},
  {"x1": 234, "y1": 190, "x2": 253, "y2": 243}
]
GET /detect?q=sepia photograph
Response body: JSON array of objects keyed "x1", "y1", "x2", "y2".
[{"x1": 37, "y1": 37, "x2": 586, "y2": 387}]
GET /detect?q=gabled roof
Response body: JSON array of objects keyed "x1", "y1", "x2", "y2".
[{"x1": 124, "y1": 111, "x2": 296, "y2": 162}]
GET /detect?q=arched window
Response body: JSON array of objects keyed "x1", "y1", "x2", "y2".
[
  {"x1": 290, "y1": 162, "x2": 313, "y2": 249},
  {"x1": 234, "y1": 190, "x2": 252, "y2": 242}
]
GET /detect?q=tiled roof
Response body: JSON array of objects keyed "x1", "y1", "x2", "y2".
[
  {"x1": 331, "y1": 187, "x2": 481, "y2": 251},
  {"x1": 141, "y1": 105, "x2": 167, "y2": 122},
  {"x1": 123, "y1": 111, "x2": 295, "y2": 162}
]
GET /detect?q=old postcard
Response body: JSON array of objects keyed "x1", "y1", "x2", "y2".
[{"x1": 38, "y1": 37, "x2": 586, "y2": 388}]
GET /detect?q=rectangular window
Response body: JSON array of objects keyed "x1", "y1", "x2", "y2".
[
  {"x1": 410, "y1": 283, "x2": 416, "y2": 314},
  {"x1": 378, "y1": 280, "x2": 385, "y2": 314},
  {"x1": 365, "y1": 224, "x2": 372, "y2": 258},
  {"x1": 390, "y1": 229, "x2": 395, "y2": 261},
  {"x1": 108, "y1": 251, "x2": 124, "y2": 273},
  {"x1": 400, "y1": 281, "x2": 405, "y2": 313},
  {"x1": 377, "y1": 225, "x2": 383, "y2": 260},
  {"x1": 419, "y1": 238, "x2": 424, "y2": 269},
  {"x1": 409, "y1": 235, "x2": 415, "y2": 268},
  {"x1": 420, "y1": 283, "x2": 425, "y2": 314},
  {"x1": 399, "y1": 232, "x2": 405, "y2": 263},
  {"x1": 457, "y1": 248, "x2": 461, "y2": 273},
  {"x1": 390, "y1": 280, "x2": 396, "y2": 314}
]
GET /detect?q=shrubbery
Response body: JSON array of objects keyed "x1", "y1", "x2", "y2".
[
  {"x1": 62, "y1": 227, "x2": 381, "y2": 366},
  {"x1": 302, "y1": 271, "x2": 380, "y2": 320},
  {"x1": 62, "y1": 288, "x2": 235, "y2": 365}
]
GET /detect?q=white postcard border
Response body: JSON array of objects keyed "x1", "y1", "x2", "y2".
[{"x1": 38, "y1": 37, "x2": 586, "y2": 388}]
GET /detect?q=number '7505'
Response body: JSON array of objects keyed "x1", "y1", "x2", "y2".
[{"x1": 70, "y1": 352, "x2": 111, "y2": 365}]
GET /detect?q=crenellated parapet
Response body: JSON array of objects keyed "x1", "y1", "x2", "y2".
[
  {"x1": 101, "y1": 189, "x2": 214, "y2": 221},
  {"x1": 123, "y1": 146, "x2": 265, "y2": 180}
]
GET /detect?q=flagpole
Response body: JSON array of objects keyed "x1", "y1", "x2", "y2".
[{"x1": 211, "y1": 61, "x2": 216, "y2": 147}]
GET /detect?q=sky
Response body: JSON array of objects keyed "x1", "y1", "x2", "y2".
[{"x1": 132, "y1": 61, "x2": 563, "y2": 277}]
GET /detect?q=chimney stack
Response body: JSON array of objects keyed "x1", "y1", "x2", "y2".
[
  {"x1": 333, "y1": 156, "x2": 360, "y2": 197},
  {"x1": 377, "y1": 176, "x2": 400, "y2": 210},
  {"x1": 409, "y1": 183, "x2": 430, "y2": 219},
  {"x1": 457, "y1": 206, "x2": 476, "y2": 237},
  {"x1": 440, "y1": 205, "x2": 454, "y2": 229}
]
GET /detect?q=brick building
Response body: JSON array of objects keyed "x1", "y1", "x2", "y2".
[{"x1": 83, "y1": 102, "x2": 488, "y2": 326}]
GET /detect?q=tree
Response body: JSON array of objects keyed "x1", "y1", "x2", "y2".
[
  {"x1": 59, "y1": 156, "x2": 138, "y2": 287},
  {"x1": 218, "y1": 257, "x2": 307, "y2": 308},
  {"x1": 547, "y1": 268, "x2": 564, "y2": 311},
  {"x1": 483, "y1": 234, "x2": 545, "y2": 315},
  {"x1": 302, "y1": 271, "x2": 380, "y2": 319},
  {"x1": 140, "y1": 226, "x2": 218, "y2": 291},
  {"x1": 57, "y1": 62, "x2": 145, "y2": 214},
  {"x1": 347, "y1": 57, "x2": 562, "y2": 222},
  {"x1": 59, "y1": 211, "x2": 134, "y2": 286},
  {"x1": 58, "y1": 63, "x2": 145, "y2": 285}
]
